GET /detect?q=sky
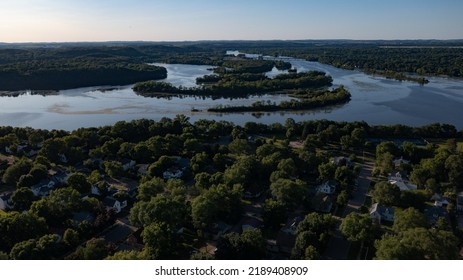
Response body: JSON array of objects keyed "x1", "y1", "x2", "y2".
[{"x1": 0, "y1": 0, "x2": 462, "y2": 42}]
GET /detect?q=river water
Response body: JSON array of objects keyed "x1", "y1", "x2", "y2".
[{"x1": 0, "y1": 55, "x2": 462, "y2": 130}]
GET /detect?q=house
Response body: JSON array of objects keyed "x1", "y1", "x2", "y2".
[
  {"x1": 388, "y1": 171, "x2": 407, "y2": 182},
  {"x1": 311, "y1": 193, "x2": 333, "y2": 213},
  {"x1": 281, "y1": 216, "x2": 302, "y2": 236},
  {"x1": 163, "y1": 168, "x2": 183, "y2": 180},
  {"x1": 276, "y1": 216, "x2": 302, "y2": 255},
  {"x1": 103, "y1": 220, "x2": 138, "y2": 245},
  {"x1": 369, "y1": 203, "x2": 394, "y2": 224},
  {"x1": 121, "y1": 159, "x2": 136, "y2": 171},
  {"x1": 31, "y1": 180, "x2": 56, "y2": 196},
  {"x1": 137, "y1": 164, "x2": 149, "y2": 176},
  {"x1": 91, "y1": 184, "x2": 103, "y2": 196},
  {"x1": 393, "y1": 157, "x2": 410, "y2": 168},
  {"x1": 317, "y1": 180, "x2": 337, "y2": 194},
  {"x1": 50, "y1": 169, "x2": 69, "y2": 184},
  {"x1": 431, "y1": 193, "x2": 450, "y2": 208},
  {"x1": 388, "y1": 171, "x2": 417, "y2": 191},
  {"x1": 17, "y1": 143, "x2": 39, "y2": 158},
  {"x1": 0, "y1": 192, "x2": 12, "y2": 211},
  {"x1": 103, "y1": 196, "x2": 127, "y2": 214},
  {"x1": 424, "y1": 206, "x2": 450, "y2": 227},
  {"x1": 332, "y1": 156, "x2": 352, "y2": 167},
  {"x1": 456, "y1": 192, "x2": 463, "y2": 212}
]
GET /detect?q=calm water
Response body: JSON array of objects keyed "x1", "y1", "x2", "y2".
[{"x1": 0, "y1": 55, "x2": 462, "y2": 130}]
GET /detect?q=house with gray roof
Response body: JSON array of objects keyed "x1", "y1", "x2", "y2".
[{"x1": 369, "y1": 203, "x2": 395, "y2": 224}]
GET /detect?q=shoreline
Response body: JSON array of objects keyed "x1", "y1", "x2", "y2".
[{"x1": 0, "y1": 90, "x2": 59, "y2": 97}]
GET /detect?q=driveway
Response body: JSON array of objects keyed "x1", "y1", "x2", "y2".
[{"x1": 322, "y1": 157, "x2": 374, "y2": 260}]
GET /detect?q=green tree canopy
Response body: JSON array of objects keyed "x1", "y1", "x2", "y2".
[
  {"x1": 375, "y1": 228, "x2": 459, "y2": 260},
  {"x1": 392, "y1": 207, "x2": 429, "y2": 233},
  {"x1": 11, "y1": 187, "x2": 35, "y2": 211},
  {"x1": 371, "y1": 181, "x2": 400, "y2": 206},
  {"x1": 340, "y1": 212, "x2": 374, "y2": 242}
]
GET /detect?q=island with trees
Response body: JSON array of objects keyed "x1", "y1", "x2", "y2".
[{"x1": 0, "y1": 117, "x2": 462, "y2": 260}]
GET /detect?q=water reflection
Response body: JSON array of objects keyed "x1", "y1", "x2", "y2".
[{"x1": 0, "y1": 55, "x2": 462, "y2": 130}]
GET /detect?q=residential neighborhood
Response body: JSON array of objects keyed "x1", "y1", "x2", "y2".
[{"x1": 0, "y1": 119, "x2": 462, "y2": 260}]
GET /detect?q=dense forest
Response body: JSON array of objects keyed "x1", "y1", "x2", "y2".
[
  {"x1": 0, "y1": 59, "x2": 166, "y2": 91},
  {"x1": 0, "y1": 118, "x2": 462, "y2": 260}
]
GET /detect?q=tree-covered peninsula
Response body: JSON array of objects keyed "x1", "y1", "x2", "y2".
[
  {"x1": 0, "y1": 60, "x2": 166, "y2": 91},
  {"x1": 208, "y1": 86, "x2": 351, "y2": 113}
]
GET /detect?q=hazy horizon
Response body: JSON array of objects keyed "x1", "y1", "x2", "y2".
[{"x1": 1, "y1": 0, "x2": 462, "y2": 43}]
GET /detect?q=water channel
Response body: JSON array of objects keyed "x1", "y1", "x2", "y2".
[{"x1": 0, "y1": 53, "x2": 462, "y2": 130}]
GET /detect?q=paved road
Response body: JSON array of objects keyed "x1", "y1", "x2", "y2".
[{"x1": 322, "y1": 158, "x2": 374, "y2": 260}]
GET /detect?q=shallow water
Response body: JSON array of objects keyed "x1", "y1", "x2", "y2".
[{"x1": 0, "y1": 55, "x2": 462, "y2": 130}]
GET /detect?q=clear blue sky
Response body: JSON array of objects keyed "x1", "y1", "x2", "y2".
[{"x1": 0, "y1": 0, "x2": 462, "y2": 42}]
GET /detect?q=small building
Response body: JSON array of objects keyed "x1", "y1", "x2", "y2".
[
  {"x1": 163, "y1": 168, "x2": 183, "y2": 180},
  {"x1": 369, "y1": 203, "x2": 394, "y2": 224},
  {"x1": 431, "y1": 193, "x2": 450, "y2": 208},
  {"x1": 31, "y1": 180, "x2": 56, "y2": 196},
  {"x1": 317, "y1": 180, "x2": 337, "y2": 195},
  {"x1": 103, "y1": 196, "x2": 127, "y2": 214}
]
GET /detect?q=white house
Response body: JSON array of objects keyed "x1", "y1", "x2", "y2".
[
  {"x1": 0, "y1": 193, "x2": 12, "y2": 211},
  {"x1": 370, "y1": 203, "x2": 394, "y2": 224},
  {"x1": 388, "y1": 171, "x2": 417, "y2": 191},
  {"x1": 317, "y1": 180, "x2": 337, "y2": 194}
]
